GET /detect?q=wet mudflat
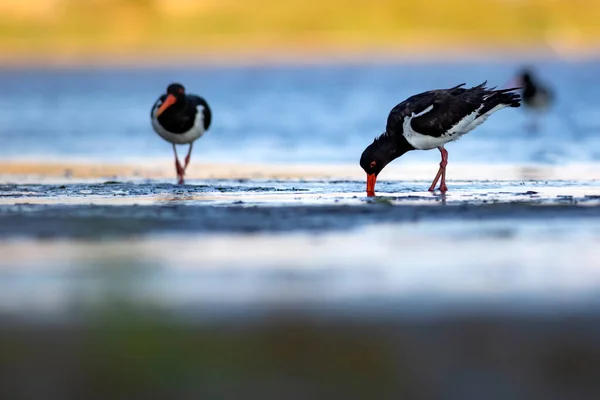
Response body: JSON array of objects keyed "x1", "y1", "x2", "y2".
[
  {"x1": 0, "y1": 179, "x2": 600, "y2": 238},
  {"x1": 1, "y1": 178, "x2": 600, "y2": 315}
]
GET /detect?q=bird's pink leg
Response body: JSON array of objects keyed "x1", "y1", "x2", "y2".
[
  {"x1": 439, "y1": 147, "x2": 448, "y2": 192},
  {"x1": 428, "y1": 169, "x2": 443, "y2": 192},
  {"x1": 428, "y1": 147, "x2": 448, "y2": 192},
  {"x1": 175, "y1": 143, "x2": 194, "y2": 184},
  {"x1": 183, "y1": 143, "x2": 193, "y2": 170},
  {"x1": 173, "y1": 144, "x2": 185, "y2": 184}
]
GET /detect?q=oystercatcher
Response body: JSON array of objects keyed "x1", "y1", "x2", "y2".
[
  {"x1": 151, "y1": 83, "x2": 212, "y2": 184},
  {"x1": 507, "y1": 68, "x2": 553, "y2": 132},
  {"x1": 515, "y1": 68, "x2": 553, "y2": 111},
  {"x1": 360, "y1": 82, "x2": 521, "y2": 196}
]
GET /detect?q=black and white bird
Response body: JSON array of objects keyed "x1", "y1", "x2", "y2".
[
  {"x1": 151, "y1": 83, "x2": 212, "y2": 184},
  {"x1": 507, "y1": 68, "x2": 553, "y2": 132},
  {"x1": 360, "y1": 82, "x2": 521, "y2": 196},
  {"x1": 515, "y1": 68, "x2": 553, "y2": 111}
]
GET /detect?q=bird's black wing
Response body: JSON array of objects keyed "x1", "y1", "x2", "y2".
[
  {"x1": 409, "y1": 82, "x2": 520, "y2": 138},
  {"x1": 409, "y1": 91, "x2": 483, "y2": 138},
  {"x1": 385, "y1": 83, "x2": 471, "y2": 136},
  {"x1": 408, "y1": 82, "x2": 496, "y2": 138}
]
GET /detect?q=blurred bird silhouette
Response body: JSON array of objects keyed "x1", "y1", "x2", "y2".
[
  {"x1": 508, "y1": 67, "x2": 554, "y2": 132},
  {"x1": 151, "y1": 83, "x2": 212, "y2": 184}
]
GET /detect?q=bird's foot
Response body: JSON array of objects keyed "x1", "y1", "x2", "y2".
[{"x1": 428, "y1": 185, "x2": 448, "y2": 193}]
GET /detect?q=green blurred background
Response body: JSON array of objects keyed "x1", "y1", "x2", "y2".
[{"x1": 1, "y1": 0, "x2": 599, "y2": 64}]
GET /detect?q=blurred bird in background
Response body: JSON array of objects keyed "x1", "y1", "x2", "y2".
[{"x1": 508, "y1": 67, "x2": 554, "y2": 132}]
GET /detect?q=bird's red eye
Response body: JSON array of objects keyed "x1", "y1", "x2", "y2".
[{"x1": 370, "y1": 161, "x2": 377, "y2": 168}]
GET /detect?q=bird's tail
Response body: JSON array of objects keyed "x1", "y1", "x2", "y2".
[{"x1": 479, "y1": 87, "x2": 521, "y2": 116}]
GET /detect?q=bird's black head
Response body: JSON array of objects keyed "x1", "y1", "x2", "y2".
[
  {"x1": 517, "y1": 68, "x2": 534, "y2": 86},
  {"x1": 360, "y1": 134, "x2": 412, "y2": 196},
  {"x1": 360, "y1": 141, "x2": 388, "y2": 176},
  {"x1": 166, "y1": 83, "x2": 186, "y2": 96},
  {"x1": 156, "y1": 83, "x2": 186, "y2": 117}
]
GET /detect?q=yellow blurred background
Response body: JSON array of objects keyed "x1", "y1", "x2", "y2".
[{"x1": 1, "y1": 0, "x2": 599, "y2": 64}]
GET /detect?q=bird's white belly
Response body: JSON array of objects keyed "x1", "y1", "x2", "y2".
[
  {"x1": 404, "y1": 132, "x2": 457, "y2": 150},
  {"x1": 151, "y1": 106, "x2": 206, "y2": 145}
]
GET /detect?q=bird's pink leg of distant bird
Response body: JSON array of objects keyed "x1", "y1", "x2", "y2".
[
  {"x1": 173, "y1": 144, "x2": 185, "y2": 184},
  {"x1": 428, "y1": 147, "x2": 448, "y2": 193}
]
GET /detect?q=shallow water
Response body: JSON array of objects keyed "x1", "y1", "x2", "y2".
[
  {"x1": 2, "y1": 176, "x2": 600, "y2": 206},
  {"x1": 2, "y1": 61, "x2": 600, "y2": 320}
]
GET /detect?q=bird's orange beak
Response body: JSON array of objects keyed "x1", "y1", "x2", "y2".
[
  {"x1": 366, "y1": 174, "x2": 377, "y2": 197},
  {"x1": 156, "y1": 94, "x2": 177, "y2": 117}
]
